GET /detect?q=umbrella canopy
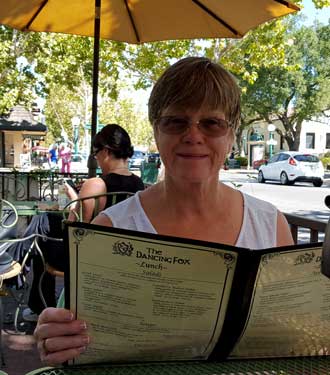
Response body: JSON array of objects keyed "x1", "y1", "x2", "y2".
[
  {"x1": 0, "y1": 0, "x2": 299, "y2": 176},
  {"x1": 0, "y1": 0, "x2": 299, "y2": 41}
]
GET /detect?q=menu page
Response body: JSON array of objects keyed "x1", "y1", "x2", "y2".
[
  {"x1": 230, "y1": 245, "x2": 330, "y2": 358},
  {"x1": 68, "y1": 226, "x2": 237, "y2": 365}
]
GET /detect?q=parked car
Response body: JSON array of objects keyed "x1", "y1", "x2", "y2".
[
  {"x1": 129, "y1": 150, "x2": 145, "y2": 170},
  {"x1": 258, "y1": 151, "x2": 324, "y2": 187}
]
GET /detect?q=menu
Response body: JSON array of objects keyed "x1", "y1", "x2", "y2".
[{"x1": 64, "y1": 223, "x2": 330, "y2": 365}]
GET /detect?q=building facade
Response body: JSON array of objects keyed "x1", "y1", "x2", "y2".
[
  {"x1": 0, "y1": 105, "x2": 47, "y2": 169},
  {"x1": 242, "y1": 114, "x2": 330, "y2": 168}
]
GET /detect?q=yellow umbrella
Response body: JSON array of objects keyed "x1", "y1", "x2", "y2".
[
  {"x1": 0, "y1": 0, "x2": 300, "y2": 175},
  {"x1": 0, "y1": 0, "x2": 299, "y2": 41}
]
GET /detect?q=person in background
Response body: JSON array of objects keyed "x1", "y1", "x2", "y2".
[
  {"x1": 58, "y1": 143, "x2": 72, "y2": 174},
  {"x1": 64, "y1": 124, "x2": 145, "y2": 221},
  {"x1": 34, "y1": 57, "x2": 293, "y2": 364},
  {"x1": 19, "y1": 124, "x2": 144, "y2": 322},
  {"x1": 48, "y1": 144, "x2": 58, "y2": 169}
]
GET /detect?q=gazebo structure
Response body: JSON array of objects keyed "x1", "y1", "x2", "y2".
[{"x1": 0, "y1": 105, "x2": 47, "y2": 168}]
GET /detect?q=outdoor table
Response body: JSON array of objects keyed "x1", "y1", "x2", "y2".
[
  {"x1": 11, "y1": 201, "x2": 61, "y2": 217},
  {"x1": 24, "y1": 356, "x2": 330, "y2": 375}
]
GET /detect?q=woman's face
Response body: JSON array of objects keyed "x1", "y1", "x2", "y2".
[{"x1": 154, "y1": 106, "x2": 234, "y2": 183}]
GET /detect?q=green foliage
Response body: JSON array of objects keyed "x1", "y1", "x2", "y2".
[
  {"x1": 0, "y1": 27, "x2": 39, "y2": 114},
  {"x1": 99, "y1": 96, "x2": 154, "y2": 148},
  {"x1": 0, "y1": 0, "x2": 328, "y2": 147},
  {"x1": 320, "y1": 157, "x2": 330, "y2": 168},
  {"x1": 312, "y1": 0, "x2": 330, "y2": 8},
  {"x1": 234, "y1": 156, "x2": 248, "y2": 167},
  {"x1": 239, "y1": 21, "x2": 330, "y2": 151}
]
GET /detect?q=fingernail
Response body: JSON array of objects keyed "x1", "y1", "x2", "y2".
[
  {"x1": 80, "y1": 321, "x2": 87, "y2": 330},
  {"x1": 77, "y1": 346, "x2": 86, "y2": 353},
  {"x1": 65, "y1": 312, "x2": 74, "y2": 321},
  {"x1": 82, "y1": 336, "x2": 90, "y2": 344}
]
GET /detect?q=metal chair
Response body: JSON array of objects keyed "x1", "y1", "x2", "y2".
[
  {"x1": 0, "y1": 199, "x2": 18, "y2": 268},
  {"x1": 62, "y1": 191, "x2": 135, "y2": 223},
  {"x1": 42, "y1": 192, "x2": 136, "y2": 296}
]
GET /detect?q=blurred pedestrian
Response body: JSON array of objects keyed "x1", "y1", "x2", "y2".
[
  {"x1": 59, "y1": 143, "x2": 72, "y2": 174},
  {"x1": 48, "y1": 144, "x2": 58, "y2": 169}
]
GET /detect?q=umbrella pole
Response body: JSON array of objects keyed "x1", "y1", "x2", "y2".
[{"x1": 87, "y1": 0, "x2": 101, "y2": 178}]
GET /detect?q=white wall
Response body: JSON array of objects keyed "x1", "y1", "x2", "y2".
[{"x1": 299, "y1": 117, "x2": 330, "y2": 154}]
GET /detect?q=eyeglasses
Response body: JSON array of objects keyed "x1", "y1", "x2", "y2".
[
  {"x1": 156, "y1": 116, "x2": 231, "y2": 137},
  {"x1": 91, "y1": 148, "x2": 102, "y2": 159}
]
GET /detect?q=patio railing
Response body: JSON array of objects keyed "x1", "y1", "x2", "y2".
[
  {"x1": 284, "y1": 213, "x2": 328, "y2": 243},
  {"x1": 0, "y1": 171, "x2": 93, "y2": 201}
]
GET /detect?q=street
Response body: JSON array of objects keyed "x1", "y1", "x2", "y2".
[{"x1": 220, "y1": 169, "x2": 330, "y2": 223}]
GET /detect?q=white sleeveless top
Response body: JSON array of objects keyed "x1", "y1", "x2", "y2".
[{"x1": 101, "y1": 191, "x2": 278, "y2": 249}]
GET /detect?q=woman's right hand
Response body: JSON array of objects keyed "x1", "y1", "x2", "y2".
[{"x1": 34, "y1": 307, "x2": 90, "y2": 365}]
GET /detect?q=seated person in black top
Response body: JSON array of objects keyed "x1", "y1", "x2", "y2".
[{"x1": 19, "y1": 124, "x2": 144, "y2": 321}]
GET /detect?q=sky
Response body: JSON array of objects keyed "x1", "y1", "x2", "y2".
[{"x1": 301, "y1": 0, "x2": 330, "y2": 25}]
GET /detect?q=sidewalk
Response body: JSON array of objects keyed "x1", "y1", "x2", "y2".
[
  {"x1": 1, "y1": 268, "x2": 64, "y2": 375},
  {"x1": 1, "y1": 291, "x2": 43, "y2": 375}
]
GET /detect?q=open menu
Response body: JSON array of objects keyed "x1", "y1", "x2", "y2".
[{"x1": 64, "y1": 222, "x2": 330, "y2": 366}]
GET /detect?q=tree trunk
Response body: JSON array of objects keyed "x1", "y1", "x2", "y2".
[
  {"x1": 278, "y1": 115, "x2": 301, "y2": 151},
  {"x1": 236, "y1": 127, "x2": 243, "y2": 155}
]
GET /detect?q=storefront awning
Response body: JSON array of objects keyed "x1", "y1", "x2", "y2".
[
  {"x1": 0, "y1": 118, "x2": 47, "y2": 131},
  {"x1": 0, "y1": 105, "x2": 47, "y2": 132}
]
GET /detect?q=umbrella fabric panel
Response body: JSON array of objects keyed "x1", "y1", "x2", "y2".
[{"x1": 0, "y1": 0, "x2": 299, "y2": 43}]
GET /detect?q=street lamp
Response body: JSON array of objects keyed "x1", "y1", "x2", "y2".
[
  {"x1": 266, "y1": 123, "x2": 277, "y2": 158},
  {"x1": 71, "y1": 116, "x2": 80, "y2": 159}
]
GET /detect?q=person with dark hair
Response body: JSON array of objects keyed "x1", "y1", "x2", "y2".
[
  {"x1": 65, "y1": 124, "x2": 144, "y2": 222},
  {"x1": 21, "y1": 124, "x2": 144, "y2": 321},
  {"x1": 35, "y1": 57, "x2": 293, "y2": 364}
]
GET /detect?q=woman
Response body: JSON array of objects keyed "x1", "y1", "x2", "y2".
[
  {"x1": 34, "y1": 57, "x2": 293, "y2": 363},
  {"x1": 22, "y1": 124, "x2": 144, "y2": 320},
  {"x1": 58, "y1": 143, "x2": 72, "y2": 174},
  {"x1": 65, "y1": 124, "x2": 144, "y2": 222}
]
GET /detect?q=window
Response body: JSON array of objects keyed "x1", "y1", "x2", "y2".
[
  {"x1": 294, "y1": 154, "x2": 319, "y2": 163},
  {"x1": 268, "y1": 154, "x2": 279, "y2": 164},
  {"x1": 326, "y1": 133, "x2": 330, "y2": 149},
  {"x1": 306, "y1": 133, "x2": 315, "y2": 149},
  {"x1": 278, "y1": 153, "x2": 290, "y2": 161}
]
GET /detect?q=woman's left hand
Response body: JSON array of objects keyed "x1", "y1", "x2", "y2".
[{"x1": 34, "y1": 307, "x2": 90, "y2": 365}]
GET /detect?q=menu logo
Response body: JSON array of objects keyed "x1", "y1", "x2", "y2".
[{"x1": 112, "y1": 241, "x2": 133, "y2": 256}]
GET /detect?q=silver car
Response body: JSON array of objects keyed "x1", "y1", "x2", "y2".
[{"x1": 258, "y1": 151, "x2": 324, "y2": 187}]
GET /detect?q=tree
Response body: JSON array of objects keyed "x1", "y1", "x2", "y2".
[
  {"x1": 99, "y1": 96, "x2": 154, "y2": 148},
  {"x1": 0, "y1": 26, "x2": 40, "y2": 114},
  {"x1": 239, "y1": 22, "x2": 330, "y2": 151}
]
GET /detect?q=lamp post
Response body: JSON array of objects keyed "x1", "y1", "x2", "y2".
[
  {"x1": 246, "y1": 127, "x2": 254, "y2": 169},
  {"x1": 266, "y1": 123, "x2": 277, "y2": 158},
  {"x1": 71, "y1": 116, "x2": 80, "y2": 160}
]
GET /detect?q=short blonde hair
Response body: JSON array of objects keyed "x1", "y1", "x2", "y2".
[{"x1": 148, "y1": 57, "x2": 241, "y2": 131}]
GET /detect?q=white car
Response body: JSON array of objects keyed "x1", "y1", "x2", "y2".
[
  {"x1": 129, "y1": 150, "x2": 145, "y2": 170},
  {"x1": 258, "y1": 151, "x2": 324, "y2": 187},
  {"x1": 70, "y1": 154, "x2": 88, "y2": 173}
]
